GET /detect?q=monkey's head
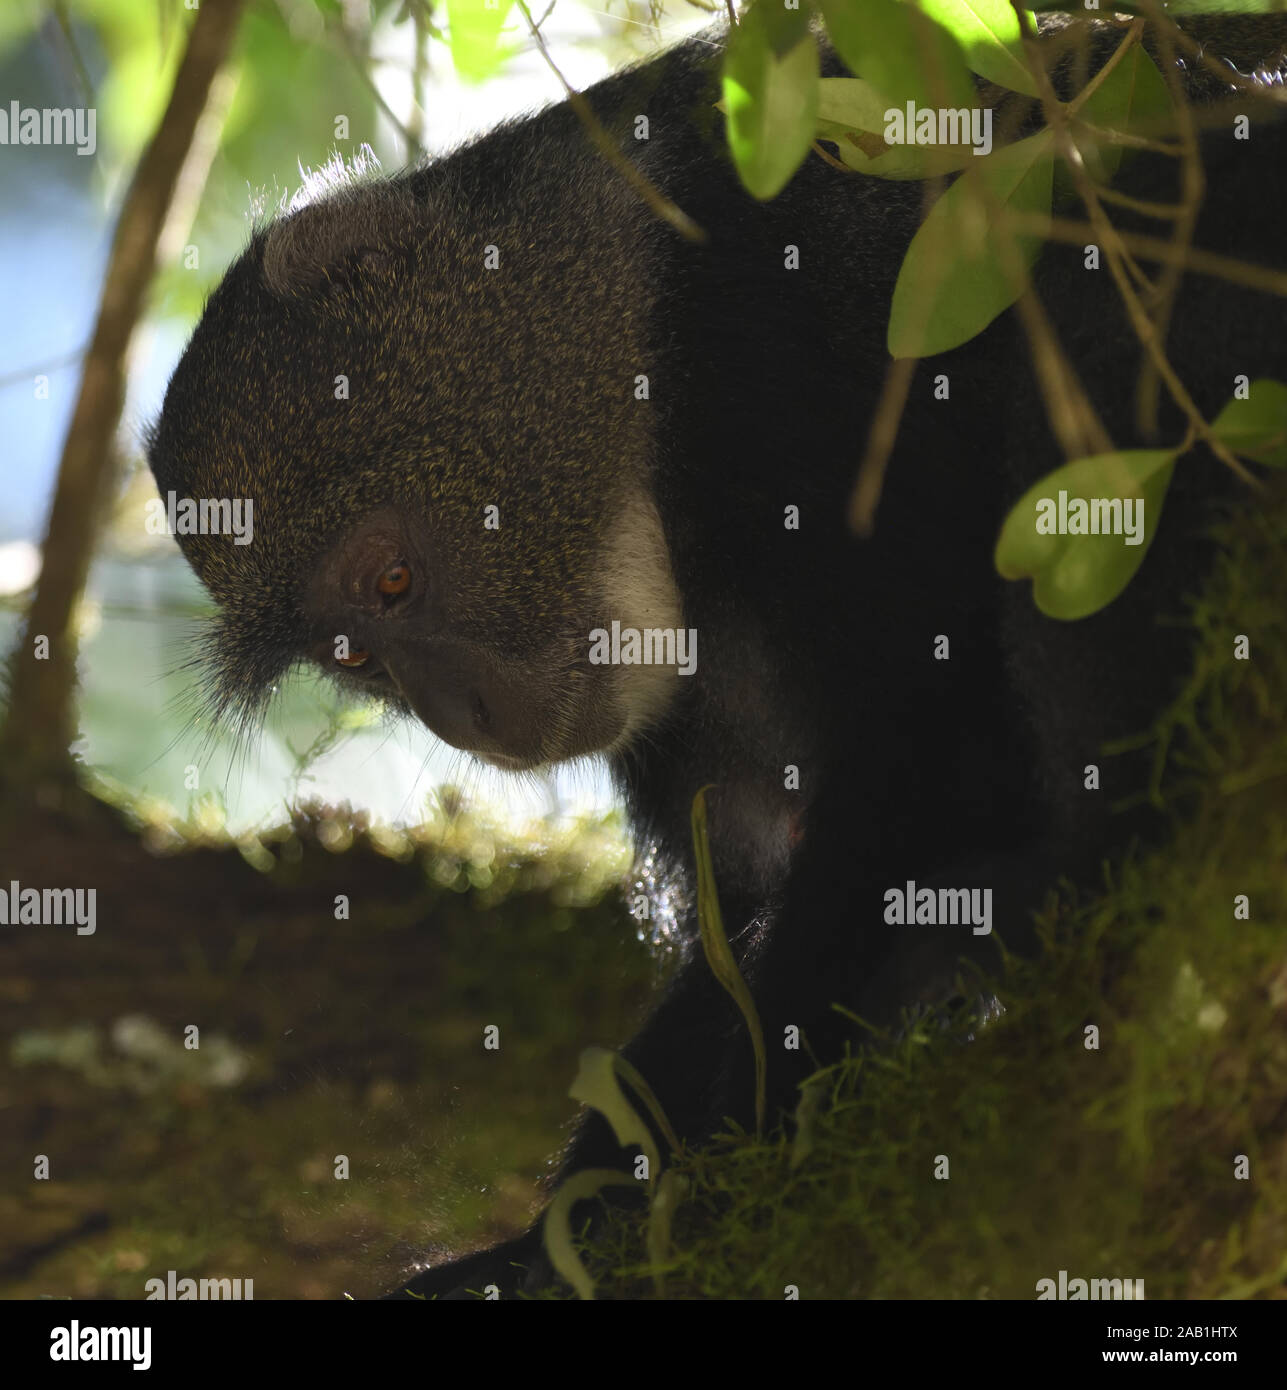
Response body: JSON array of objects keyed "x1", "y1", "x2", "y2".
[{"x1": 148, "y1": 164, "x2": 682, "y2": 770}]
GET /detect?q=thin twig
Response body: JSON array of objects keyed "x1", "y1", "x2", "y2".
[
  {"x1": 47, "y1": 0, "x2": 95, "y2": 102},
  {"x1": 0, "y1": 0, "x2": 250, "y2": 788},
  {"x1": 516, "y1": 0, "x2": 705, "y2": 242},
  {"x1": 810, "y1": 139, "x2": 851, "y2": 173},
  {"x1": 848, "y1": 356, "x2": 916, "y2": 536},
  {"x1": 1012, "y1": 284, "x2": 1115, "y2": 461},
  {"x1": 330, "y1": 10, "x2": 426, "y2": 162},
  {"x1": 1134, "y1": 0, "x2": 1204, "y2": 437},
  {"x1": 1004, "y1": 213, "x2": 1287, "y2": 300},
  {"x1": 1066, "y1": 16, "x2": 1148, "y2": 118},
  {"x1": 1071, "y1": 122, "x2": 1183, "y2": 156},
  {"x1": 0, "y1": 347, "x2": 86, "y2": 389},
  {"x1": 1093, "y1": 185, "x2": 1185, "y2": 221},
  {"x1": 1010, "y1": 4, "x2": 1254, "y2": 485}
]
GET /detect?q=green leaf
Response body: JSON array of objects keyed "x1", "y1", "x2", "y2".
[
  {"x1": 692, "y1": 786, "x2": 766, "y2": 1136},
  {"x1": 723, "y1": 2, "x2": 820, "y2": 200},
  {"x1": 817, "y1": 78, "x2": 976, "y2": 178},
  {"x1": 915, "y1": 0, "x2": 1038, "y2": 95},
  {"x1": 542, "y1": 1169, "x2": 639, "y2": 1301},
  {"x1": 819, "y1": 0, "x2": 976, "y2": 109},
  {"x1": 994, "y1": 449, "x2": 1176, "y2": 619},
  {"x1": 646, "y1": 1170, "x2": 688, "y2": 1296},
  {"x1": 568, "y1": 1045, "x2": 680, "y2": 1179},
  {"x1": 754, "y1": 0, "x2": 813, "y2": 58},
  {"x1": 446, "y1": 0, "x2": 515, "y2": 83},
  {"x1": 816, "y1": 74, "x2": 891, "y2": 133},
  {"x1": 888, "y1": 129, "x2": 1054, "y2": 358},
  {"x1": 1211, "y1": 379, "x2": 1287, "y2": 467},
  {"x1": 1073, "y1": 39, "x2": 1172, "y2": 182}
]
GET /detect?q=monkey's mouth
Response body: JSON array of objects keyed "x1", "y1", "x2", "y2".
[
  {"x1": 324, "y1": 636, "x2": 626, "y2": 770},
  {"x1": 399, "y1": 664, "x2": 624, "y2": 770}
]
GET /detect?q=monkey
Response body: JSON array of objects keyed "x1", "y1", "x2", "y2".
[{"x1": 146, "y1": 13, "x2": 1287, "y2": 1297}]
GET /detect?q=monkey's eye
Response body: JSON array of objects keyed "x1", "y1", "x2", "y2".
[
  {"x1": 337, "y1": 649, "x2": 370, "y2": 668},
  {"x1": 377, "y1": 563, "x2": 411, "y2": 597}
]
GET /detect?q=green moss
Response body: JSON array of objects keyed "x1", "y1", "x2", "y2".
[
  {"x1": 569, "y1": 481, "x2": 1287, "y2": 1300},
  {"x1": 2, "y1": 800, "x2": 664, "y2": 1299}
]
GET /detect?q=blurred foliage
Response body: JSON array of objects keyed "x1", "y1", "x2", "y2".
[
  {"x1": 0, "y1": 0, "x2": 662, "y2": 324},
  {"x1": 1, "y1": 797, "x2": 670, "y2": 1298}
]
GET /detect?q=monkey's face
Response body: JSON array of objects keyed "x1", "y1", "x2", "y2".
[
  {"x1": 148, "y1": 172, "x2": 683, "y2": 768},
  {"x1": 298, "y1": 494, "x2": 683, "y2": 770}
]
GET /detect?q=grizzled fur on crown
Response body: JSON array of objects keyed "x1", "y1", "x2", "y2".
[{"x1": 148, "y1": 133, "x2": 660, "y2": 730}]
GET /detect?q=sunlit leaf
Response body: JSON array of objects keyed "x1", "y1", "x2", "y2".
[
  {"x1": 915, "y1": 0, "x2": 1038, "y2": 95},
  {"x1": 1072, "y1": 37, "x2": 1172, "y2": 182},
  {"x1": 819, "y1": 0, "x2": 976, "y2": 109},
  {"x1": 542, "y1": 1168, "x2": 639, "y2": 1301},
  {"x1": 817, "y1": 74, "x2": 891, "y2": 133},
  {"x1": 723, "y1": 2, "x2": 819, "y2": 200},
  {"x1": 817, "y1": 77, "x2": 975, "y2": 178},
  {"x1": 446, "y1": 0, "x2": 515, "y2": 83},
  {"x1": 888, "y1": 129, "x2": 1053, "y2": 358},
  {"x1": 994, "y1": 449, "x2": 1176, "y2": 619},
  {"x1": 569, "y1": 1045, "x2": 676, "y2": 1177}
]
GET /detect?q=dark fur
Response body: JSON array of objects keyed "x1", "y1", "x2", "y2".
[{"x1": 147, "y1": 17, "x2": 1287, "y2": 1296}]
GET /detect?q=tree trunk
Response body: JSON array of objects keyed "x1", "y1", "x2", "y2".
[{"x1": 0, "y1": 0, "x2": 247, "y2": 808}]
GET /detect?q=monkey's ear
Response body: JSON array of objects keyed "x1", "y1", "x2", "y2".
[{"x1": 260, "y1": 185, "x2": 422, "y2": 298}]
